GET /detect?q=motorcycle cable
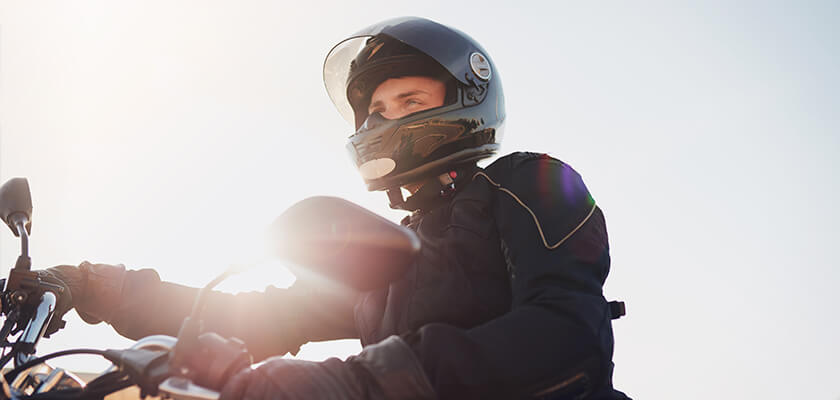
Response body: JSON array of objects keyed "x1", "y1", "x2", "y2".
[
  {"x1": 3, "y1": 349, "x2": 113, "y2": 383},
  {"x1": 169, "y1": 265, "x2": 246, "y2": 373},
  {"x1": 0, "y1": 349, "x2": 138, "y2": 400},
  {"x1": 15, "y1": 371, "x2": 134, "y2": 400}
]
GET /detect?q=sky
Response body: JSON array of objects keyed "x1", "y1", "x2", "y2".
[{"x1": 0, "y1": 1, "x2": 838, "y2": 399}]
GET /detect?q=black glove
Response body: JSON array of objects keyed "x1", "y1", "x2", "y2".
[
  {"x1": 219, "y1": 336, "x2": 436, "y2": 400},
  {"x1": 36, "y1": 266, "x2": 78, "y2": 336},
  {"x1": 39, "y1": 261, "x2": 127, "y2": 335}
]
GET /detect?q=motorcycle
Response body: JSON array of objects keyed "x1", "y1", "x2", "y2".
[{"x1": 0, "y1": 177, "x2": 420, "y2": 400}]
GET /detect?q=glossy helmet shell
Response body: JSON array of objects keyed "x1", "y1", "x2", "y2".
[{"x1": 323, "y1": 17, "x2": 505, "y2": 191}]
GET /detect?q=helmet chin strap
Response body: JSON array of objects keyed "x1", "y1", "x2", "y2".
[{"x1": 386, "y1": 166, "x2": 473, "y2": 211}]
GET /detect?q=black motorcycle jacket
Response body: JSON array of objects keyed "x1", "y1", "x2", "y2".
[{"x1": 100, "y1": 152, "x2": 629, "y2": 399}]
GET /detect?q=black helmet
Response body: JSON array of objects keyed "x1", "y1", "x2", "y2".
[{"x1": 324, "y1": 17, "x2": 505, "y2": 198}]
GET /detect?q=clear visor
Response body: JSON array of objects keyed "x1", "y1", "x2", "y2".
[{"x1": 323, "y1": 36, "x2": 373, "y2": 125}]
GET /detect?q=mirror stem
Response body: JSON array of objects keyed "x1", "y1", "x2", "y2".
[
  {"x1": 17, "y1": 221, "x2": 28, "y2": 258},
  {"x1": 14, "y1": 221, "x2": 31, "y2": 270}
]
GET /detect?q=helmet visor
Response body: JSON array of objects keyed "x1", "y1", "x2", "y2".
[{"x1": 323, "y1": 36, "x2": 373, "y2": 126}]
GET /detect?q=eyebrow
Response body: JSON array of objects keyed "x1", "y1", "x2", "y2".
[{"x1": 369, "y1": 90, "x2": 429, "y2": 110}]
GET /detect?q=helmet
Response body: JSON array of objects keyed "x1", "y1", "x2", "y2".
[{"x1": 323, "y1": 17, "x2": 505, "y2": 200}]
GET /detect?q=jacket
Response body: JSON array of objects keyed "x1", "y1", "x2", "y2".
[{"x1": 103, "y1": 152, "x2": 629, "y2": 399}]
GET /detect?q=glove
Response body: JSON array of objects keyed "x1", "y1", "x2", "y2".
[
  {"x1": 35, "y1": 266, "x2": 77, "y2": 336},
  {"x1": 220, "y1": 336, "x2": 436, "y2": 400},
  {"x1": 40, "y1": 261, "x2": 127, "y2": 334}
]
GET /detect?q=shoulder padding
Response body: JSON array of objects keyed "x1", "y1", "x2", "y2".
[{"x1": 476, "y1": 152, "x2": 597, "y2": 250}]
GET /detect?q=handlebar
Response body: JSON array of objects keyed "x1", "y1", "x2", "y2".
[
  {"x1": 0, "y1": 175, "x2": 228, "y2": 400},
  {"x1": 15, "y1": 291, "x2": 56, "y2": 368},
  {"x1": 4, "y1": 335, "x2": 223, "y2": 400}
]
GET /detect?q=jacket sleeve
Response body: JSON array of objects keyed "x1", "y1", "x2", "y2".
[
  {"x1": 105, "y1": 270, "x2": 359, "y2": 361},
  {"x1": 403, "y1": 153, "x2": 619, "y2": 399}
]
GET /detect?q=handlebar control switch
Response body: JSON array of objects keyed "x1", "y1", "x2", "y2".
[{"x1": 5, "y1": 269, "x2": 64, "y2": 307}]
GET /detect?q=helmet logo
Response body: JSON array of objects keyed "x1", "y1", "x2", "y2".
[
  {"x1": 470, "y1": 52, "x2": 491, "y2": 81},
  {"x1": 359, "y1": 158, "x2": 396, "y2": 180}
]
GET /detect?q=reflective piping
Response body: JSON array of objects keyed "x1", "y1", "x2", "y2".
[
  {"x1": 533, "y1": 372, "x2": 588, "y2": 397},
  {"x1": 473, "y1": 171, "x2": 597, "y2": 250}
]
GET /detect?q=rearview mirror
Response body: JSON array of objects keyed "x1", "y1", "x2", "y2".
[
  {"x1": 270, "y1": 196, "x2": 420, "y2": 291},
  {"x1": 0, "y1": 178, "x2": 33, "y2": 237}
]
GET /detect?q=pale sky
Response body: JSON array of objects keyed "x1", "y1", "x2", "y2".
[{"x1": 0, "y1": 1, "x2": 838, "y2": 399}]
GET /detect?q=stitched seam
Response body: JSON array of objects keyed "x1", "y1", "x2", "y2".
[{"x1": 473, "y1": 171, "x2": 597, "y2": 250}]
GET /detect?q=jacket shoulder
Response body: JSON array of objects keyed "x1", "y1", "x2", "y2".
[
  {"x1": 484, "y1": 151, "x2": 551, "y2": 172},
  {"x1": 482, "y1": 152, "x2": 593, "y2": 206},
  {"x1": 477, "y1": 152, "x2": 597, "y2": 249}
]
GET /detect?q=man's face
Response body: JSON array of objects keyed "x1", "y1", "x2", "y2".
[{"x1": 367, "y1": 76, "x2": 446, "y2": 121}]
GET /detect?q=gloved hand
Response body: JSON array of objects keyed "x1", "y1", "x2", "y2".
[
  {"x1": 219, "y1": 336, "x2": 436, "y2": 400},
  {"x1": 39, "y1": 261, "x2": 127, "y2": 335},
  {"x1": 35, "y1": 266, "x2": 77, "y2": 336}
]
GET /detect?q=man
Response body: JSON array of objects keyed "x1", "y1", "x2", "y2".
[{"x1": 46, "y1": 17, "x2": 630, "y2": 399}]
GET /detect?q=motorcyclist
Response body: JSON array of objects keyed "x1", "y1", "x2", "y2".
[{"x1": 43, "y1": 17, "x2": 630, "y2": 399}]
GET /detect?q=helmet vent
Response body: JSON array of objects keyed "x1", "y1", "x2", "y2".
[
  {"x1": 470, "y1": 52, "x2": 492, "y2": 80},
  {"x1": 367, "y1": 136, "x2": 383, "y2": 152},
  {"x1": 353, "y1": 135, "x2": 383, "y2": 154}
]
